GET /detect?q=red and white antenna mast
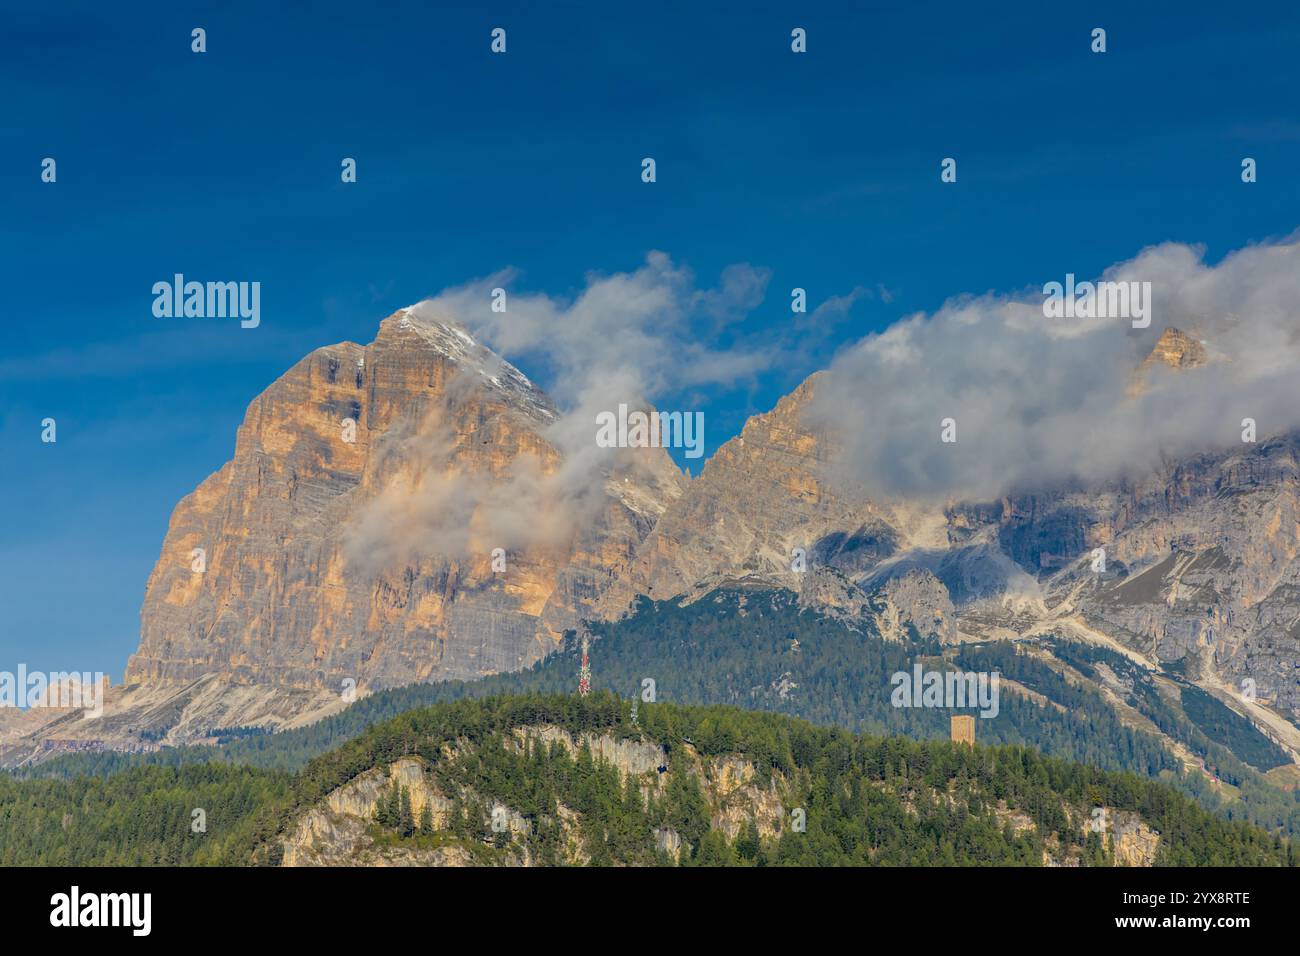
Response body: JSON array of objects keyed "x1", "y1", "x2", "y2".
[{"x1": 577, "y1": 635, "x2": 591, "y2": 697}]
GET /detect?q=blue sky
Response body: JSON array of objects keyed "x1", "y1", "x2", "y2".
[{"x1": 3, "y1": 0, "x2": 1299, "y2": 676}]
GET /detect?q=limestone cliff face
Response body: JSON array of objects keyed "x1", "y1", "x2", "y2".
[
  {"x1": 280, "y1": 727, "x2": 789, "y2": 867},
  {"x1": 960, "y1": 436, "x2": 1300, "y2": 727},
  {"x1": 1105, "y1": 811, "x2": 1161, "y2": 868},
  {"x1": 865, "y1": 568, "x2": 958, "y2": 643},
  {"x1": 1030, "y1": 808, "x2": 1159, "y2": 867},
  {"x1": 125, "y1": 309, "x2": 683, "y2": 711},
  {"x1": 931, "y1": 374, "x2": 1300, "y2": 730},
  {"x1": 73, "y1": 311, "x2": 1290, "y2": 751},
  {"x1": 597, "y1": 373, "x2": 903, "y2": 615},
  {"x1": 282, "y1": 758, "x2": 467, "y2": 867},
  {"x1": 591, "y1": 333, "x2": 1300, "y2": 737},
  {"x1": 278, "y1": 727, "x2": 1176, "y2": 867}
]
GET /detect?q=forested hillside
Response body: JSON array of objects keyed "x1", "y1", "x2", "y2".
[
  {"x1": 1, "y1": 695, "x2": 1291, "y2": 866},
  {"x1": 0, "y1": 764, "x2": 289, "y2": 865},
  {"x1": 18, "y1": 589, "x2": 1300, "y2": 839},
  {"x1": 21, "y1": 591, "x2": 1172, "y2": 773}
]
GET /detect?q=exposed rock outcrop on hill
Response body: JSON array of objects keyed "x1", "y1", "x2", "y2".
[{"x1": 272, "y1": 704, "x2": 1201, "y2": 867}]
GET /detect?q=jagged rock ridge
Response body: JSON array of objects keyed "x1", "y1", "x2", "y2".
[{"x1": 6, "y1": 319, "x2": 1298, "y2": 769}]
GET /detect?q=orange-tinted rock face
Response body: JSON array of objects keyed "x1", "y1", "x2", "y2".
[
  {"x1": 1144, "y1": 326, "x2": 1209, "y2": 371},
  {"x1": 596, "y1": 373, "x2": 902, "y2": 613},
  {"x1": 125, "y1": 310, "x2": 682, "y2": 697},
  {"x1": 110, "y1": 312, "x2": 1299, "y2": 745},
  {"x1": 1128, "y1": 326, "x2": 1208, "y2": 396}
]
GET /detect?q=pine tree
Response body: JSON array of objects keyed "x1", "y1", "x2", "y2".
[
  {"x1": 375, "y1": 780, "x2": 400, "y2": 829},
  {"x1": 736, "y1": 819, "x2": 761, "y2": 861},
  {"x1": 399, "y1": 786, "x2": 415, "y2": 837},
  {"x1": 418, "y1": 803, "x2": 434, "y2": 836}
]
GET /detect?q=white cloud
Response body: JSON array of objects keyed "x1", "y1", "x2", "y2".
[
  {"x1": 344, "y1": 254, "x2": 776, "y2": 572},
  {"x1": 809, "y1": 233, "x2": 1300, "y2": 501},
  {"x1": 409, "y1": 252, "x2": 774, "y2": 408}
]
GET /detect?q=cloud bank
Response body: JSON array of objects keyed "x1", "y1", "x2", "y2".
[
  {"x1": 343, "y1": 409, "x2": 591, "y2": 573},
  {"x1": 347, "y1": 234, "x2": 1300, "y2": 575},
  {"x1": 412, "y1": 251, "x2": 774, "y2": 408},
  {"x1": 345, "y1": 253, "x2": 776, "y2": 572},
  {"x1": 810, "y1": 234, "x2": 1300, "y2": 502}
]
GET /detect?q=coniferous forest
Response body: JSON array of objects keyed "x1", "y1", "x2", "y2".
[
  {"x1": 20, "y1": 589, "x2": 1300, "y2": 842},
  {"x1": 0, "y1": 695, "x2": 1292, "y2": 867}
]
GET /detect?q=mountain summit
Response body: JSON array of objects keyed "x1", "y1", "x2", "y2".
[
  {"x1": 101, "y1": 309, "x2": 682, "y2": 740},
  {"x1": 4, "y1": 308, "x2": 1298, "y2": 771}
]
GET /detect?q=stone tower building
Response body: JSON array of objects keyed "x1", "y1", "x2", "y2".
[{"x1": 951, "y1": 714, "x2": 975, "y2": 746}]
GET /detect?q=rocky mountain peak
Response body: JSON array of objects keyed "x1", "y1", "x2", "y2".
[
  {"x1": 13, "y1": 303, "x2": 1298, "y2": 764},
  {"x1": 94, "y1": 307, "x2": 682, "y2": 742},
  {"x1": 377, "y1": 307, "x2": 559, "y2": 424},
  {"x1": 1143, "y1": 326, "x2": 1209, "y2": 371},
  {"x1": 1127, "y1": 326, "x2": 1210, "y2": 397}
]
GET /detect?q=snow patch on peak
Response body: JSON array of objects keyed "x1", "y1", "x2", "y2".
[{"x1": 387, "y1": 305, "x2": 556, "y2": 423}]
